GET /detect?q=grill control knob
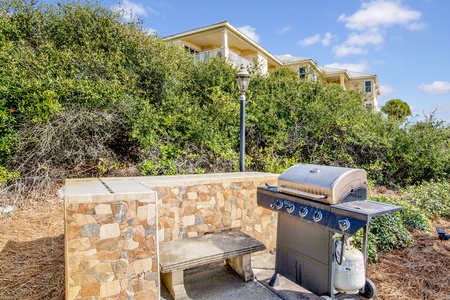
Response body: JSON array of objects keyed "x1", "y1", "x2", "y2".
[
  {"x1": 286, "y1": 203, "x2": 295, "y2": 214},
  {"x1": 270, "y1": 200, "x2": 284, "y2": 210},
  {"x1": 313, "y1": 211, "x2": 323, "y2": 222},
  {"x1": 299, "y1": 207, "x2": 308, "y2": 218},
  {"x1": 338, "y1": 219, "x2": 351, "y2": 231}
]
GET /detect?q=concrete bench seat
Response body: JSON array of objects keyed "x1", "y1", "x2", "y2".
[{"x1": 159, "y1": 230, "x2": 266, "y2": 299}]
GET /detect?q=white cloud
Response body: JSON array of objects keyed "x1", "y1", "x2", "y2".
[
  {"x1": 419, "y1": 81, "x2": 450, "y2": 95},
  {"x1": 374, "y1": 84, "x2": 395, "y2": 110},
  {"x1": 298, "y1": 34, "x2": 321, "y2": 46},
  {"x1": 407, "y1": 22, "x2": 427, "y2": 31},
  {"x1": 238, "y1": 25, "x2": 260, "y2": 43},
  {"x1": 377, "y1": 84, "x2": 394, "y2": 104},
  {"x1": 335, "y1": 0, "x2": 425, "y2": 57},
  {"x1": 435, "y1": 103, "x2": 450, "y2": 123},
  {"x1": 324, "y1": 62, "x2": 368, "y2": 73},
  {"x1": 338, "y1": 0, "x2": 423, "y2": 30},
  {"x1": 112, "y1": 0, "x2": 149, "y2": 21},
  {"x1": 379, "y1": 84, "x2": 394, "y2": 96},
  {"x1": 333, "y1": 29, "x2": 384, "y2": 57},
  {"x1": 322, "y1": 33, "x2": 333, "y2": 46},
  {"x1": 277, "y1": 26, "x2": 291, "y2": 34},
  {"x1": 298, "y1": 32, "x2": 333, "y2": 46},
  {"x1": 346, "y1": 29, "x2": 384, "y2": 47},
  {"x1": 333, "y1": 44, "x2": 367, "y2": 57}
]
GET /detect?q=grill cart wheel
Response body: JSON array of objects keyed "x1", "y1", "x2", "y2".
[{"x1": 359, "y1": 278, "x2": 376, "y2": 298}]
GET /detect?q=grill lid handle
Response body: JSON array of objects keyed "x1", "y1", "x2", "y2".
[
  {"x1": 310, "y1": 168, "x2": 320, "y2": 173},
  {"x1": 279, "y1": 186, "x2": 328, "y2": 200}
]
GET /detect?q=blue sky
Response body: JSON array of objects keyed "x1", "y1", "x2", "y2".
[{"x1": 69, "y1": 0, "x2": 450, "y2": 122}]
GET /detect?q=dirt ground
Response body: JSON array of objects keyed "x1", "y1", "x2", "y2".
[{"x1": 1, "y1": 199, "x2": 449, "y2": 300}]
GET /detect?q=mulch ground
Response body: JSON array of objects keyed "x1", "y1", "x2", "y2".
[
  {"x1": 367, "y1": 218, "x2": 450, "y2": 300},
  {"x1": 0, "y1": 199, "x2": 449, "y2": 300},
  {"x1": 0, "y1": 200, "x2": 64, "y2": 300}
]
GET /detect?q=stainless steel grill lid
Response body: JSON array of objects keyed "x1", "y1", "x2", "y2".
[{"x1": 277, "y1": 164, "x2": 367, "y2": 204}]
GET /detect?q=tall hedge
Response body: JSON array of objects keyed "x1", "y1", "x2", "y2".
[{"x1": 0, "y1": 0, "x2": 449, "y2": 200}]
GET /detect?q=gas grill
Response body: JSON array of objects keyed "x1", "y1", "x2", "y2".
[{"x1": 257, "y1": 164, "x2": 402, "y2": 299}]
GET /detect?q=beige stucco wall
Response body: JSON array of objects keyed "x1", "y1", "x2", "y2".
[{"x1": 345, "y1": 78, "x2": 378, "y2": 109}]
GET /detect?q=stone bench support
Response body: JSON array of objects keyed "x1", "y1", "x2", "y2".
[{"x1": 159, "y1": 230, "x2": 266, "y2": 299}]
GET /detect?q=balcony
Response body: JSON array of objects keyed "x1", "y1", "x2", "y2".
[{"x1": 193, "y1": 48, "x2": 253, "y2": 69}]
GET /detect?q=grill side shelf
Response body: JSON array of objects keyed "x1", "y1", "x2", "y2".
[
  {"x1": 331, "y1": 200, "x2": 403, "y2": 218},
  {"x1": 328, "y1": 200, "x2": 403, "y2": 235}
]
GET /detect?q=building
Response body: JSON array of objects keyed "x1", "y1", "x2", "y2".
[{"x1": 164, "y1": 21, "x2": 380, "y2": 110}]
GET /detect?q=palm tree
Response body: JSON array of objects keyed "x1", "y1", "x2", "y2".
[{"x1": 381, "y1": 99, "x2": 412, "y2": 122}]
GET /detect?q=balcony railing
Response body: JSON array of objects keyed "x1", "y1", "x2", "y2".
[{"x1": 193, "y1": 48, "x2": 253, "y2": 69}]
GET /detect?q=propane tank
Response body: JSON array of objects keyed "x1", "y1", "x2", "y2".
[{"x1": 334, "y1": 237, "x2": 365, "y2": 294}]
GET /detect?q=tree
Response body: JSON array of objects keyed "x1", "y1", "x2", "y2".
[
  {"x1": 1, "y1": 0, "x2": 449, "y2": 199},
  {"x1": 381, "y1": 99, "x2": 412, "y2": 122}
]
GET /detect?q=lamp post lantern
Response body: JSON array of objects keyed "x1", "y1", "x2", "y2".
[{"x1": 235, "y1": 66, "x2": 250, "y2": 172}]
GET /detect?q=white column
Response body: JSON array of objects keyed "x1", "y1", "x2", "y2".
[
  {"x1": 222, "y1": 29, "x2": 229, "y2": 60},
  {"x1": 340, "y1": 74, "x2": 346, "y2": 90}
]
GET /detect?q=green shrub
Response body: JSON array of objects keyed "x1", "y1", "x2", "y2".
[
  {"x1": 370, "y1": 195, "x2": 431, "y2": 232},
  {"x1": 401, "y1": 180, "x2": 450, "y2": 219},
  {"x1": 1, "y1": 0, "x2": 449, "y2": 201},
  {"x1": 353, "y1": 230, "x2": 379, "y2": 263},
  {"x1": 369, "y1": 213, "x2": 415, "y2": 250},
  {"x1": 387, "y1": 116, "x2": 450, "y2": 185},
  {"x1": 351, "y1": 193, "x2": 428, "y2": 263},
  {"x1": 0, "y1": 166, "x2": 19, "y2": 183},
  {"x1": 353, "y1": 211, "x2": 414, "y2": 263}
]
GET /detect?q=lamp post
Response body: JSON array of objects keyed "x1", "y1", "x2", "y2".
[{"x1": 235, "y1": 66, "x2": 250, "y2": 172}]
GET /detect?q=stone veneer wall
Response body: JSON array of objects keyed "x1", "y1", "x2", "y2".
[
  {"x1": 142, "y1": 173, "x2": 278, "y2": 248},
  {"x1": 65, "y1": 178, "x2": 158, "y2": 300},
  {"x1": 65, "y1": 172, "x2": 278, "y2": 300}
]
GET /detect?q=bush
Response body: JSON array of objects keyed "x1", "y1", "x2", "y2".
[
  {"x1": 10, "y1": 107, "x2": 127, "y2": 180},
  {"x1": 0, "y1": 0, "x2": 219, "y2": 195},
  {"x1": 370, "y1": 195, "x2": 431, "y2": 232},
  {"x1": 387, "y1": 116, "x2": 450, "y2": 185},
  {"x1": 352, "y1": 193, "x2": 429, "y2": 263},
  {"x1": 0, "y1": 166, "x2": 19, "y2": 183},
  {"x1": 352, "y1": 212, "x2": 414, "y2": 263},
  {"x1": 370, "y1": 212, "x2": 415, "y2": 250},
  {"x1": 1, "y1": 0, "x2": 449, "y2": 203},
  {"x1": 353, "y1": 230, "x2": 379, "y2": 263},
  {"x1": 401, "y1": 180, "x2": 450, "y2": 219},
  {"x1": 355, "y1": 182, "x2": 450, "y2": 262}
]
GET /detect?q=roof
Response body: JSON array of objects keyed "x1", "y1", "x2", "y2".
[
  {"x1": 274, "y1": 55, "x2": 312, "y2": 64},
  {"x1": 164, "y1": 21, "x2": 283, "y2": 68},
  {"x1": 347, "y1": 70, "x2": 378, "y2": 81},
  {"x1": 165, "y1": 21, "x2": 378, "y2": 86}
]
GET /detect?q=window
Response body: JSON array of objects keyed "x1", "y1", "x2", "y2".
[
  {"x1": 184, "y1": 45, "x2": 199, "y2": 55},
  {"x1": 365, "y1": 81, "x2": 372, "y2": 93},
  {"x1": 365, "y1": 103, "x2": 373, "y2": 111},
  {"x1": 184, "y1": 45, "x2": 201, "y2": 62},
  {"x1": 204, "y1": 51, "x2": 210, "y2": 61},
  {"x1": 299, "y1": 67, "x2": 306, "y2": 79}
]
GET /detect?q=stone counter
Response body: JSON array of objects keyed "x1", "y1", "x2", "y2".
[{"x1": 65, "y1": 172, "x2": 278, "y2": 300}]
